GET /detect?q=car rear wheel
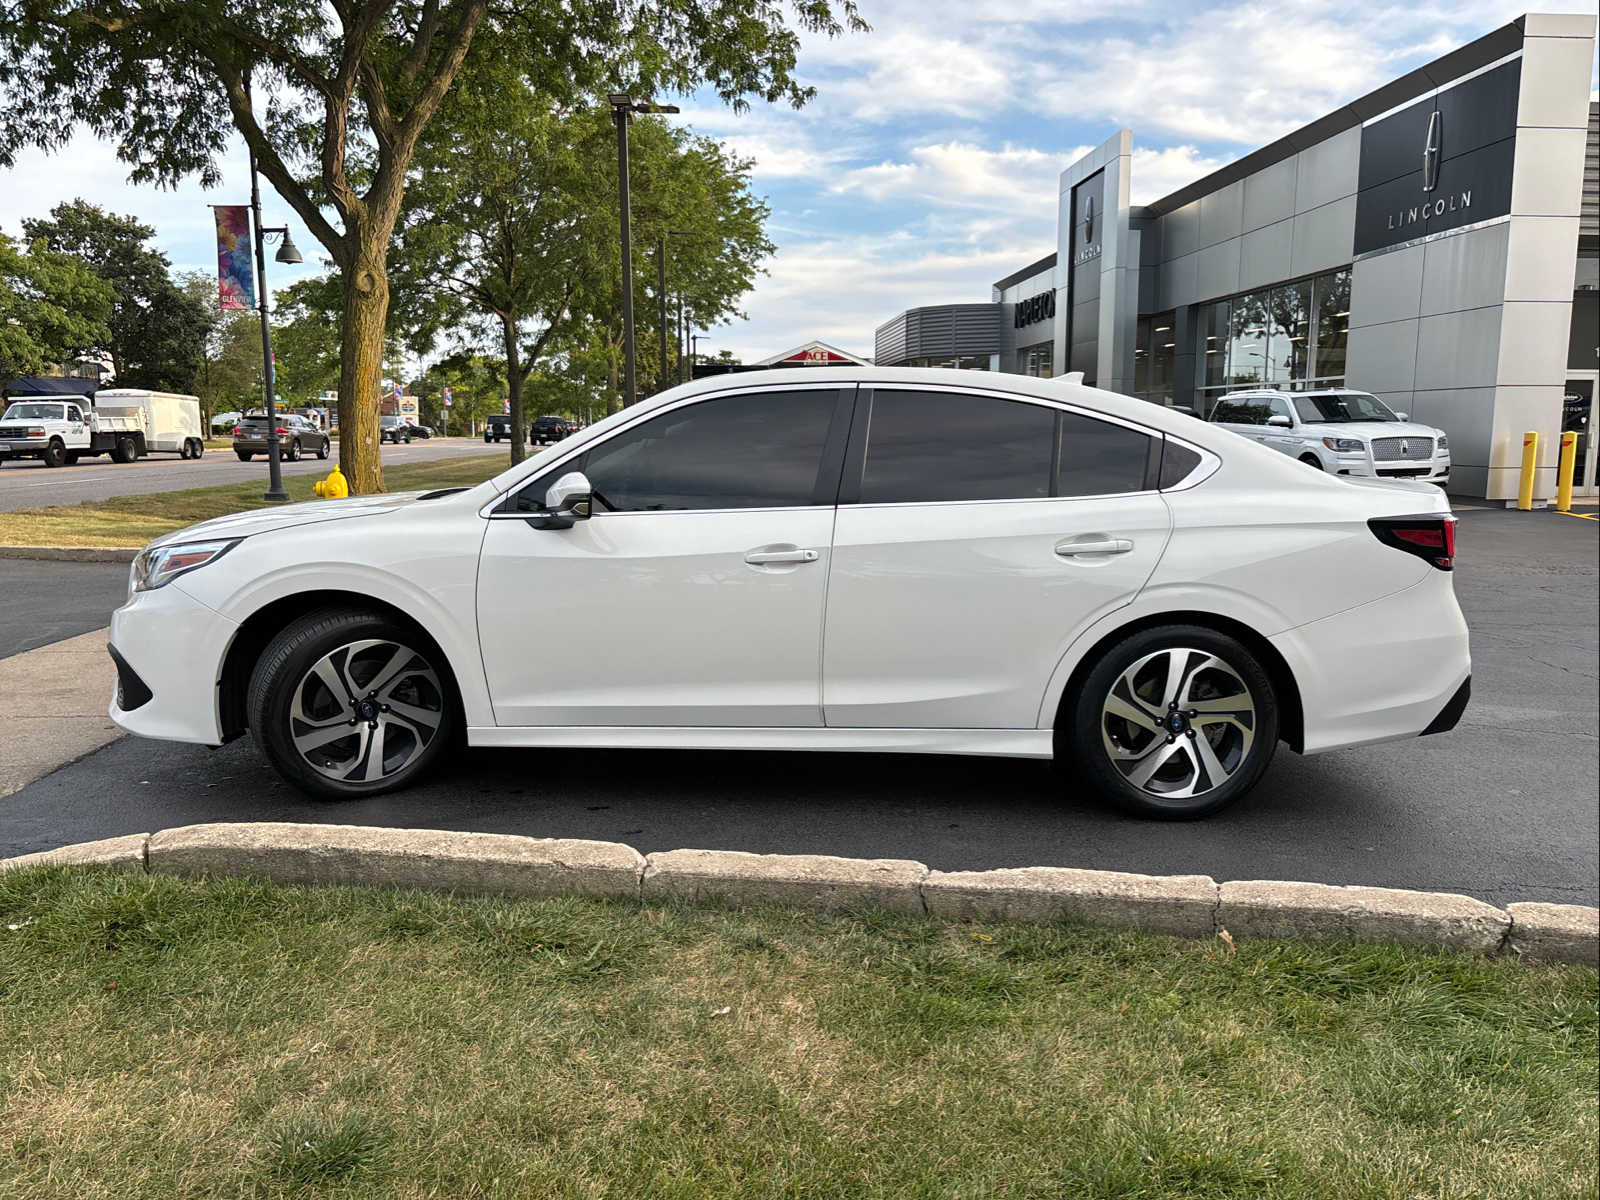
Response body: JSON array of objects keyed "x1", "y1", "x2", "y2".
[
  {"x1": 248, "y1": 609, "x2": 457, "y2": 799},
  {"x1": 111, "y1": 436, "x2": 137, "y2": 463},
  {"x1": 317, "y1": 439, "x2": 330, "y2": 459},
  {"x1": 236, "y1": 450, "x2": 253, "y2": 461},
  {"x1": 1066, "y1": 625, "x2": 1279, "y2": 819}
]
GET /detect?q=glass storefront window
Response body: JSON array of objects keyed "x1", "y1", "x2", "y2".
[
  {"x1": 1313, "y1": 270, "x2": 1350, "y2": 381},
  {"x1": 1190, "y1": 267, "x2": 1351, "y2": 412},
  {"x1": 1019, "y1": 343, "x2": 1052, "y2": 377},
  {"x1": 903, "y1": 355, "x2": 991, "y2": 370},
  {"x1": 1267, "y1": 279, "x2": 1312, "y2": 382},
  {"x1": 1148, "y1": 311, "x2": 1174, "y2": 405}
]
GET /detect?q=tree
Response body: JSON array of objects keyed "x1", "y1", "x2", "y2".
[
  {"x1": 0, "y1": 232, "x2": 113, "y2": 383},
  {"x1": 179, "y1": 273, "x2": 262, "y2": 427},
  {"x1": 23, "y1": 200, "x2": 213, "y2": 391},
  {"x1": 2, "y1": 1, "x2": 866, "y2": 493},
  {"x1": 273, "y1": 276, "x2": 343, "y2": 406}
]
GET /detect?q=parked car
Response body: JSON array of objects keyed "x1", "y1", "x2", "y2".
[
  {"x1": 404, "y1": 423, "x2": 433, "y2": 439},
  {"x1": 483, "y1": 414, "x2": 512, "y2": 443},
  {"x1": 232, "y1": 412, "x2": 332, "y2": 462},
  {"x1": 530, "y1": 415, "x2": 576, "y2": 445},
  {"x1": 108, "y1": 367, "x2": 1469, "y2": 817},
  {"x1": 1208, "y1": 388, "x2": 1450, "y2": 486}
]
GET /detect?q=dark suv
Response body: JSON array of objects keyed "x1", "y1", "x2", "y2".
[
  {"x1": 233, "y1": 412, "x2": 331, "y2": 462},
  {"x1": 484, "y1": 414, "x2": 513, "y2": 443},
  {"x1": 530, "y1": 415, "x2": 576, "y2": 445}
]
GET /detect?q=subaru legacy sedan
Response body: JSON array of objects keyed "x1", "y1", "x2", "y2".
[{"x1": 108, "y1": 368, "x2": 1469, "y2": 818}]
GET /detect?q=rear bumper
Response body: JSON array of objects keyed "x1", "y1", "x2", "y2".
[
  {"x1": 1421, "y1": 676, "x2": 1471, "y2": 736},
  {"x1": 1271, "y1": 571, "x2": 1470, "y2": 755}
]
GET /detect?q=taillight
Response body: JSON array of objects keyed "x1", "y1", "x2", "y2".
[
  {"x1": 1368, "y1": 513, "x2": 1457, "y2": 571},
  {"x1": 275, "y1": 426, "x2": 288, "y2": 434}
]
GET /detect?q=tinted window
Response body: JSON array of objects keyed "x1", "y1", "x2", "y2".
[
  {"x1": 1159, "y1": 441, "x2": 1202, "y2": 489},
  {"x1": 858, "y1": 391, "x2": 1152, "y2": 503},
  {"x1": 1292, "y1": 392, "x2": 1397, "y2": 423},
  {"x1": 576, "y1": 390, "x2": 836, "y2": 512},
  {"x1": 1212, "y1": 395, "x2": 1289, "y2": 425},
  {"x1": 1057, "y1": 411, "x2": 1152, "y2": 497},
  {"x1": 861, "y1": 391, "x2": 1054, "y2": 503}
]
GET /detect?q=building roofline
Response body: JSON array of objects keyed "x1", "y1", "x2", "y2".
[
  {"x1": 752, "y1": 339, "x2": 872, "y2": 366},
  {"x1": 991, "y1": 251, "x2": 1057, "y2": 294},
  {"x1": 1141, "y1": 16, "x2": 1528, "y2": 218}
]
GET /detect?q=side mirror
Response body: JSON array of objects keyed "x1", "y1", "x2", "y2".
[
  {"x1": 1394, "y1": 411, "x2": 1409, "y2": 422},
  {"x1": 527, "y1": 471, "x2": 593, "y2": 529},
  {"x1": 1266, "y1": 414, "x2": 1293, "y2": 428}
]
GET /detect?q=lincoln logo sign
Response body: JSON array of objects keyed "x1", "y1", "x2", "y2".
[
  {"x1": 1422, "y1": 110, "x2": 1442, "y2": 192},
  {"x1": 1014, "y1": 289, "x2": 1056, "y2": 329},
  {"x1": 1386, "y1": 189, "x2": 1472, "y2": 232}
]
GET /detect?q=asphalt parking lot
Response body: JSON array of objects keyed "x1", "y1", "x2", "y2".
[
  {"x1": 2, "y1": 505, "x2": 1595, "y2": 908},
  {"x1": 0, "y1": 435, "x2": 507, "y2": 512}
]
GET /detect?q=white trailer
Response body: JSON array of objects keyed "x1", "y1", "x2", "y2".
[{"x1": 93, "y1": 389, "x2": 206, "y2": 458}]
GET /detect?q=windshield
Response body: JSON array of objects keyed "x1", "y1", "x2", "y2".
[
  {"x1": 2, "y1": 402, "x2": 66, "y2": 421},
  {"x1": 1293, "y1": 393, "x2": 1398, "y2": 424}
]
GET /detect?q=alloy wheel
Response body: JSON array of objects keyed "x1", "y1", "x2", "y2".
[
  {"x1": 287, "y1": 639, "x2": 444, "y2": 783},
  {"x1": 1100, "y1": 647, "x2": 1256, "y2": 800}
]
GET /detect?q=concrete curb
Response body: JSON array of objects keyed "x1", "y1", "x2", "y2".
[
  {"x1": 2, "y1": 822, "x2": 1595, "y2": 967},
  {"x1": 146, "y1": 823, "x2": 644, "y2": 900},
  {"x1": 0, "y1": 545, "x2": 139, "y2": 562},
  {"x1": 643, "y1": 848, "x2": 927, "y2": 914}
]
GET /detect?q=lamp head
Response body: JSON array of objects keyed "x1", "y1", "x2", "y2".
[{"x1": 274, "y1": 231, "x2": 303, "y2": 265}]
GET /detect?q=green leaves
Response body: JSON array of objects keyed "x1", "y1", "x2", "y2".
[{"x1": 0, "y1": 232, "x2": 113, "y2": 382}]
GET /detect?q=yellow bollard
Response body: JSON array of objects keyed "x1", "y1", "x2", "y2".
[
  {"x1": 1556, "y1": 430, "x2": 1578, "y2": 513},
  {"x1": 1516, "y1": 431, "x2": 1538, "y2": 511},
  {"x1": 312, "y1": 466, "x2": 348, "y2": 499}
]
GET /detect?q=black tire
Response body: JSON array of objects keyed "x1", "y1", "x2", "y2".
[
  {"x1": 287, "y1": 439, "x2": 302, "y2": 462},
  {"x1": 1299, "y1": 454, "x2": 1323, "y2": 470},
  {"x1": 316, "y1": 439, "x2": 330, "y2": 460},
  {"x1": 41, "y1": 438, "x2": 67, "y2": 468},
  {"x1": 483, "y1": 433, "x2": 491, "y2": 443},
  {"x1": 111, "y1": 436, "x2": 136, "y2": 464},
  {"x1": 63, "y1": 451, "x2": 81, "y2": 466},
  {"x1": 248, "y1": 609, "x2": 457, "y2": 799},
  {"x1": 193, "y1": 440, "x2": 204, "y2": 459},
  {"x1": 1065, "y1": 624, "x2": 1279, "y2": 819},
  {"x1": 236, "y1": 451, "x2": 253, "y2": 462}
]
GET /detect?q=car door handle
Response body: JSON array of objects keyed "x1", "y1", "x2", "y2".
[
  {"x1": 1055, "y1": 537, "x2": 1134, "y2": 557},
  {"x1": 744, "y1": 547, "x2": 820, "y2": 565}
]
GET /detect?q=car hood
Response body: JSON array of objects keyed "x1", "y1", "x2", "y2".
[
  {"x1": 1302, "y1": 420, "x2": 1441, "y2": 440},
  {"x1": 146, "y1": 491, "x2": 432, "y2": 549}
]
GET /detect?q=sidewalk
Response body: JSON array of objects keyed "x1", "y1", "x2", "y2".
[{"x1": 0, "y1": 628, "x2": 120, "y2": 797}]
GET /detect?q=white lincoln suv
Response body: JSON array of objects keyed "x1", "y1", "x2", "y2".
[
  {"x1": 108, "y1": 368, "x2": 1470, "y2": 818},
  {"x1": 1209, "y1": 388, "x2": 1451, "y2": 486}
]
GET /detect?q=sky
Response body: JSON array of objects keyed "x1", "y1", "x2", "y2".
[{"x1": 1, "y1": 1, "x2": 1595, "y2": 368}]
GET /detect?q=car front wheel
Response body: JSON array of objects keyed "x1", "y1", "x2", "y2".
[
  {"x1": 247, "y1": 610, "x2": 457, "y2": 799},
  {"x1": 1067, "y1": 625, "x2": 1278, "y2": 819}
]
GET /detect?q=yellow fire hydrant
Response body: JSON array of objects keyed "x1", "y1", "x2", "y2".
[{"x1": 312, "y1": 466, "x2": 348, "y2": 499}]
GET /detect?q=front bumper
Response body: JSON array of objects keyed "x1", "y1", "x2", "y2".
[
  {"x1": 1332, "y1": 452, "x2": 1451, "y2": 485},
  {"x1": 108, "y1": 581, "x2": 239, "y2": 744},
  {"x1": 0, "y1": 436, "x2": 49, "y2": 454}
]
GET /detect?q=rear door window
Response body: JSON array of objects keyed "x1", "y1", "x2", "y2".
[{"x1": 856, "y1": 390, "x2": 1153, "y2": 503}]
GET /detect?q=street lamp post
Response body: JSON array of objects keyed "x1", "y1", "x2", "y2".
[
  {"x1": 245, "y1": 77, "x2": 303, "y2": 502},
  {"x1": 655, "y1": 238, "x2": 668, "y2": 393},
  {"x1": 608, "y1": 94, "x2": 678, "y2": 408}
]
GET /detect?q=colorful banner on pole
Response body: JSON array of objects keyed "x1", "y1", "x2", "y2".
[
  {"x1": 443, "y1": 387, "x2": 453, "y2": 407},
  {"x1": 213, "y1": 206, "x2": 255, "y2": 311}
]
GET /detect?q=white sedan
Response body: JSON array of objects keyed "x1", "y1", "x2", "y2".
[{"x1": 108, "y1": 368, "x2": 1470, "y2": 818}]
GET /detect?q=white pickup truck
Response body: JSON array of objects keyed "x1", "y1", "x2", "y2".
[{"x1": 0, "y1": 391, "x2": 205, "y2": 467}]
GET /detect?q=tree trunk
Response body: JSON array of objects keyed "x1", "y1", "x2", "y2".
[
  {"x1": 503, "y1": 313, "x2": 526, "y2": 466},
  {"x1": 336, "y1": 238, "x2": 390, "y2": 494}
]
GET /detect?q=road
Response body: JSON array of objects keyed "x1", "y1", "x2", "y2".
[
  {"x1": 1, "y1": 506, "x2": 1595, "y2": 909},
  {"x1": 0, "y1": 436, "x2": 510, "y2": 512}
]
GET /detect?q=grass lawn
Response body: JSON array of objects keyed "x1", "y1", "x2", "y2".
[
  {"x1": 1, "y1": 869, "x2": 1594, "y2": 1199},
  {"x1": 0, "y1": 454, "x2": 509, "y2": 548}
]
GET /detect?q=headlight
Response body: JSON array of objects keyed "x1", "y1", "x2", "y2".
[
  {"x1": 1323, "y1": 437, "x2": 1365, "y2": 452},
  {"x1": 1436, "y1": 435, "x2": 1448, "y2": 451},
  {"x1": 129, "y1": 538, "x2": 240, "y2": 594}
]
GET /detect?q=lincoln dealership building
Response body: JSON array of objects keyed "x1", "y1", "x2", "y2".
[{"x1": 874, "y1": 14, "x2": 1598, "y2": 499}]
